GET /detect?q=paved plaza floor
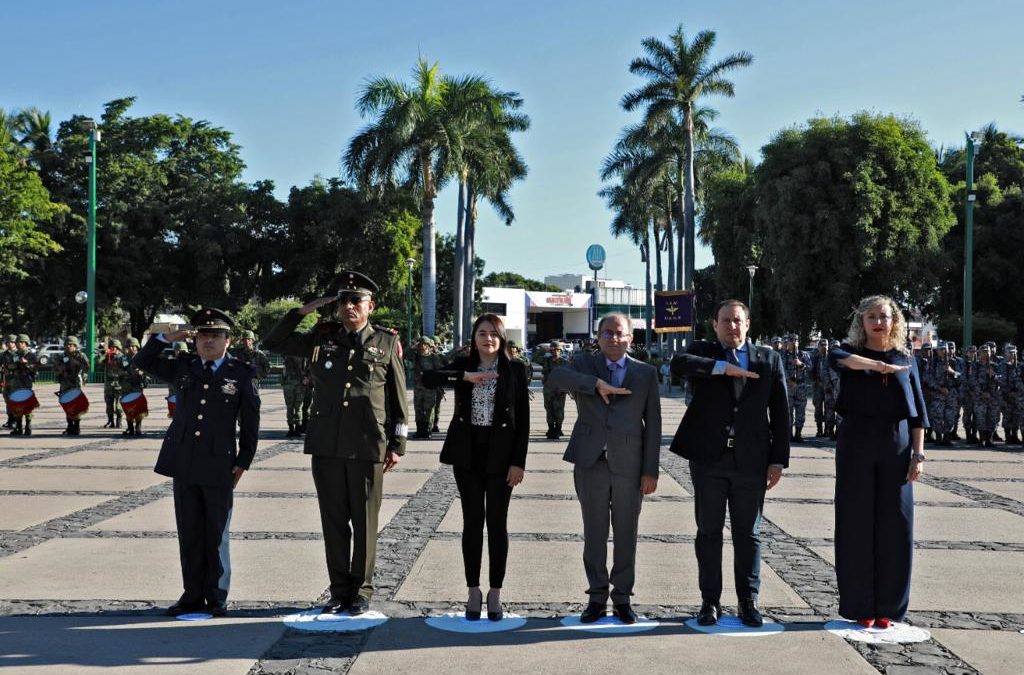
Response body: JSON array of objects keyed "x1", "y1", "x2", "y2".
[{"x1": 1, "y1": 382, "x2": 1022, "y2": 674}]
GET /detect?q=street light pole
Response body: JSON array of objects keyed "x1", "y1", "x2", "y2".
[
  {"x1": 963, "y1": 134, "x2": 978, "y2": 347},
  {"x1": 406, "y1": 257, "x2": 416, "y2": 349},
  {"x1": 84, "y1": 120, "x2": 99, "y2": 373},
  {"x1": 746, "y1": 265, "x2": 758, "y2": 313}
]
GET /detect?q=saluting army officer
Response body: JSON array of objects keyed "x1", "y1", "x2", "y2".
[
  {"x1": 263, "y1": 271, "x2": 408, "y2": 616},
  {"x1": 133, "y1": 308, "x2": 261, "y2": 617}
]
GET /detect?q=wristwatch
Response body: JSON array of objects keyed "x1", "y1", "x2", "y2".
[{"x1": 911, "y1": 453, "x2": 926, "y2": 462}]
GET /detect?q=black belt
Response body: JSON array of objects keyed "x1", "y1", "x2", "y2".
[{"x1": 725, "y1": 437, "x2": 735, "y2": 450}]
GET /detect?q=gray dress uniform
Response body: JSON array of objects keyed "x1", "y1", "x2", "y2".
[{"x1": 262, "y1": 271, "x2": 408, "y2": 612}]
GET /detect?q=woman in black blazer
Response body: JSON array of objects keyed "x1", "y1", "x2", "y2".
[
  {"x1": 422, "y1": 313, "x2": 529, "y2": 621},
  {"x1": 829, "y1": 295, "x2": 928, "y2": 629}
]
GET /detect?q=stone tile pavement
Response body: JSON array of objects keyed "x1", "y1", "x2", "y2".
[{"x1": 0, "y1": 381, "x2": 1021, "y2": 674}]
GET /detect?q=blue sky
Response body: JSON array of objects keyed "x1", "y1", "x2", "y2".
[{"x1": 5, "y1": 0, "x2": 1022, "y2": 290}]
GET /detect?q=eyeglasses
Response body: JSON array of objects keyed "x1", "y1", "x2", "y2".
[
  {"x1": 599, "y1": 330, "x2": 630, "y2": 340},
  {"x1": 338, "y1": 294, "x2": 369, "y2": 306}
]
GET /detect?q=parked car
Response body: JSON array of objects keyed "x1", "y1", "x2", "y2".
[{"x1": 34, "y1": 344, "x2": 65, "y2": 366}]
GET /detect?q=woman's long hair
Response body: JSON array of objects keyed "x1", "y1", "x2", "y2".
[
  {"x1": 468, "y1": 313, "x2": 511, "y2": 367},
  {"x1": 843, "y1": 295, "x2": 909, "y2": 355}
]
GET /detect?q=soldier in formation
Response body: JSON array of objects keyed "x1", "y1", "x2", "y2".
[
  {"x1": 538, "y1": 341, "x2": 571, "y2": 438},
  {"x1": 999, "y1": 345, "x2": 1022, "y2": 444},
  {"x1": 121, "y1": 337, "x2": 148, "y2": 436},
  {"x1": 783, "y1": 334, "x2": 812, "y2": 441},
  {"x1": 53, "y1": 336, "x2": 90, "y2": 436},
  {"x1": 411, "y1": 336, "x2": 444, "y2": 438},
  {"x1": 812, "y1": 339, "x2": 840, "y2": 439},
  {"x1": 5, "y1": 335, "x2": 37, "y2": 436},
  {"x1": 925, "y1": 342, "x2": 961, "y2": 446},
  {"x1": 969, "y1": 345, "x2": 1001, "y2": 447},
  {"x1": 961, "y1": 345, "x2": 978, "y2": 443},
  {"x1": 231, "y1": 330, "x2": 271, "y2": 384},
  {"x1": 281, "y1": 354, "x2": 310, "y2": 437},
  {"x1": 1, "y1": 334, "x2": 18, "y2": 429},
  {"x1": 103, "y1": 339, "x2": 128, "y2": 428}
]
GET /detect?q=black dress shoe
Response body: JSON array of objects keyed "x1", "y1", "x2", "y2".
[
  {"x1": 580, "y1": 601, "x2": 606, "y2": 623},
  {"x1": 206, "y1": 601, "x2": 228, "y2": 617},
  {"x1": 320, "y1": 598, "x2": 348, "y2": 615},
  {"x1": 165, "y1": 600, "x2": 206, "y2": 617},
  {"x1": 738, "y1": 599, "x2": 763, "y2": 627},
  {"x1": 697, "y1": 599, "x2": 720, "y2": 626},
  {"x1": 613, "y1": 603, "x2": 638, "y2": 625},
  {"x1": 348, "y1": 596, "x2": 370, "y2": 616}
]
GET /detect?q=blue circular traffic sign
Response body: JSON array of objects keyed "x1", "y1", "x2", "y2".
[{"x1": 586, "y1": 244, "x2": 606, "y2": 271}]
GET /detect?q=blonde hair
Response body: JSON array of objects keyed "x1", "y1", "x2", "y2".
[{"x1": 844, "y1": 295, "x2": 909, "y2": 355}]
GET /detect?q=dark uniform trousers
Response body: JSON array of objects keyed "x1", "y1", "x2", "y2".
[
  {"x1": 690, "y1": 450, "x2": 766, "y2": 603},
  {"x1": 312, "y1": 456, "x2": 385, "y2": 602},
  {"x1": 173, "y1": 478, "x2": 233, "y2": 605}
]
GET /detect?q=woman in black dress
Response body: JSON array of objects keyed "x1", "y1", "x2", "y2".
[
  {"x1": 828, "y1": 295, "x2": 928, "y2": 628},
  {"x1": 423, "y1": 313, "x2": 530, "y2": 620}
]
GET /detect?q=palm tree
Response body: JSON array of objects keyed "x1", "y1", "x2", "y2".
[
  {"x1": 346, "y1": 59, "x2": 500, "y2": 336},
  {"x1": 15, "y1": 107, "x2": 57, "y2": 178},
  {"x1": 621, "y1": 25, "x2": 752, "y2": 291}
]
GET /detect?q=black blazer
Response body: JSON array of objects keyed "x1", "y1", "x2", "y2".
[
  {"x1": 669, "y1": 340, "x2": 790, "y2": 474},
  {"x1": 422, "y1": 354, "x2": 530, "y2": 473},
  {"x1": 829, "y1": 343, "x2": 930, "y2": 428},
  {"x1": 133, "y1": 337, "x2": 261, "y2": 487}
]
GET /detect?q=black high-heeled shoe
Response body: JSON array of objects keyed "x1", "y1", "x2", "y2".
[
  {"x1": 486, "y1": 588, "x2": 503, "y2": 621},
  {"x1": 465, "y1": 587, "x2": 482, "y2": 621}
]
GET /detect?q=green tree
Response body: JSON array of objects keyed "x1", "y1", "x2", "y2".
[
  {"x1": 481, "y1": 272, "x2": 559, "y2": 291},
  {"x1": 621, "y1": 24, "x2": 753, "y2": 292},
  {"x1": 0, "y1": 144, "x2": 65, "y2": 286}
]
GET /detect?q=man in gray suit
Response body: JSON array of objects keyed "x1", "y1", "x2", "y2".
[{"x1": 546, "y1": 313, "x2": 661, "y2": 624}]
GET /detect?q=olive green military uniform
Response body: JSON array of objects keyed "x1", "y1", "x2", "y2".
[
  {"x1": 281, "y1": 354, "x2": 309, "y2": 436},
  {"x1": 231, "y1": 338, "x2": 271, "y2": 385},
  {"x1": 541, "y1": 347, "x2": 571, "y2": 438},
  {"x1": 103, "y1": 341, "x2": 129, "y2": 427},
  {"x1": 412, "y1": 338, "x2": 445, "y2": 438},
  {"x1": 1, "y1": 335, "x2": 18, "y2": 428},
  {"x1": 121, "y1": 338, "x2": 148, "y2": 436},
  {"x1": 54, "y1": 337, "x2": 91, "y2": 435},
  {"x1": 6, "y1": 336, "x2": 38, "y2": 435},
  {"x1": 263, "y1": 297, "x2": 408, "y2": 607}
]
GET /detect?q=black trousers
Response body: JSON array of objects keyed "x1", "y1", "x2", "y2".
[
  {"x1": 172, "y1": 479, "x2": 233, "y2": 604},
  {"x1": 311, "y1": 455, "x2": 384, "y2": 602},
  {"x1": 690, "y1": 452, "x2": 766, "y2": 603},
  {"x1": 453, "y1": 426, "x2": 513, "y2": 588},
  {"x1": 835, "y1": 417, "x2": 914, "y2": 620}
]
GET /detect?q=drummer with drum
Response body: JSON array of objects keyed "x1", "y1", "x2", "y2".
[
  {"x1": 1, "y1": 334, "x2": 18, "y2": 429},
  {"x1": 103, "y1": 339, "x2": 128, "y2": 429},
  {"x1": 121, "y1": 337, "x2": 149, "y2": 436},
  {"x1": 54, "y1": 336, "x2": 91, "y2": 436},
  {"x1": 6, "y1": 334, "x2": 38, "y2": 437}
]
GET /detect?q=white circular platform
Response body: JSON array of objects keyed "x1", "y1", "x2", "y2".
[
  {"x1": 824, "y1": 619, "x2": 930, "y2": 644},
  {"x1": 560, "y1": 613, "x2": 660, "y2": 634},
  {"x1": 425, "y1": 612, "x2": 527, "y2": 633},
  {"x1": 283, "y1": 609, "x2": 389, "y2": 632},
  {"x1": 685, "y1": 614, "x2": 784, "y2": 636},
  {"x1": 175, "y1": 612, "x2": 213, "y2": 622}
]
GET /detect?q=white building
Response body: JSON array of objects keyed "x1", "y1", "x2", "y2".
[{"x1": 481, "y1": 287, "x2": 592, "y2": 346}]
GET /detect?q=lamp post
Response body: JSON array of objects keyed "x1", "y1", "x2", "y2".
[
  {"x1": 405, "y1": 257, "x2": 416, "y2": 348},
  {"x1": 746, "y1": 265, "x2": 758, "y2": 312},
  {"x1": 963, "y1": 132, "x2": 981, "y2": 348},
  {"x1": 84, "y1": 119, "x2": 100, "y2": 373}
]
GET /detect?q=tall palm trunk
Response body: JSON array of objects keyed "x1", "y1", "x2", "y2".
[
  {"x1": 453, "y1": 177, "x2": 467, "y2": 343},
  {"x1": 664, "y1": 181, "x2": 676, "y2": 291},
  {"x1": 682, "y1": 107, "x2": 697, "y2": 291},
  {"x1": 675, "y1": 160, "x2": 685, "y2": 291},
  {"x1": 461, "y1": 182, "x2": 477, "y2": 344},
  {"x1": 654, "y1": 221, "x2": 664, "y2": 292},
  {"x1": 420, "y1": 177, "x2": 437, "y2": 337},
  {"x1": 645, "y1": 219, "x2": 654, "y2": 348}
]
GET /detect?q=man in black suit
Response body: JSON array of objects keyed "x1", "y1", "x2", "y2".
[
  {"x1": 670, "y1": 300, "x2": 789, "y2": 627},
  {"x1": 133, "y1": 308, "x2": 261, "y2": 617}
]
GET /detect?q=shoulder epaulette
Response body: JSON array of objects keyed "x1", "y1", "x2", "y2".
[
  {"x1": 315, "y1": 320, "x2": 342, "y2": 335},
  {"x1": 374, "y1": 325, "x2": 399, "y2": 335}
]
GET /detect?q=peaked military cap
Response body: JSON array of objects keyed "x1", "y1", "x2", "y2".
[
  {"x1": 240, "y1": 330, "x2": 256, "y2": 340},
  {"x1": 126, "y1": 337, "x2": 141, "y2": 347},
  {"x1": 333, "y1": 270, "x2": 379, "y2": 297},
  {"x1": 4, "y1": 334, "x2": 15, "y2": 343},
  {"x1": 15, "y1": 334, "x2": 30, "y2": 343},
  {"x1": 190, "y1": 307, "x2": 234, "y2": 333},
  {"x1": 64, "y1": 336, "x2": 80, "y2": 346}
]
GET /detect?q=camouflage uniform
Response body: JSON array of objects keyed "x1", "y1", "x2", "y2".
[
  {"x1": 120, "y1": 338, "x2": 148, "y2": 436},
  {"x1": 969, "y1": 348, "x2": 1001, "y2": 447},
  {"x1": 811, "y1": 341, "x2": 829, "y2": 437},
  {"x1": 813, "y1": 341, "x2": 841, "y2": 439},
  {"x1": 103, "y1": 340, "x2": 129, "y2": 428},
  {"x1": 6, "y1": 335, "x2": 38, "y2": 436},
  {"x1": 926, "y1": 344, "x2": 961, "y2": 445},
  {"x1": 411, "y1": 337, "x2": 443, "y2": 438},
  {"x1": 961, "y1": 347, "x2": 978, "y2": 442},
  {"x1": 539, "y1": 344, "x2": 570, "y2": 438},
  {"x1": 231, "y1": 331, "x2": 271, "y2": 385},
  {"x1": 783, "y1": 336, "x2": 812, "y2": 440},
  {"x1": 998, "y1": 347, "x2": 1022, "y2": 444},
  {"x1": 1, "y1": 335, "x2": 18, "y2": 428},
  {"x1": 281, "y1": 354, "x2": 309, "y2": 437},
  {"x1": 53, "y1": 336, "x2": 90, "y2": 435}
]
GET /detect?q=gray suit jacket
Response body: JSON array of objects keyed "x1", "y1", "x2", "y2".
[{"x1": 546, "y1": 353, "x2": 661, "y2": 477}]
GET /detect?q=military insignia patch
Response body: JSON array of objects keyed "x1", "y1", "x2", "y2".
[
  {"x1": 221, "y1": 379, "x2": 238, "y2": 395},
  {"x1": 366, "y1": 346, "x2": 383, "y2": 358}
]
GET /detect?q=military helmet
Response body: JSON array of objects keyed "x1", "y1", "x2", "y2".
[
  {"x1": 173, "y1": 341, "x2": 188, "y2": 351},
  {"x1": 922, "y1": 343, "x2": 933, "y2": 349},
  {"x1": 817, "y1": 339, "x2": 828, "y2": 347},
  {"x1": 1007, "y1": 344, "x2": 1018, "y2": 354},
  {"x1": 966, "y1": 345, "x2": 977, "y2": 352},
  {"x1": 64, "y1": 336, "x2": 80, "y2": 346},
  {"x1": 109, "y1": 339, "x2": 123, "y2": 349},
  {"x1": 4, "y1": 334, "x2": 15, "y2": 343},
  {"x1": 126, "y1": 337, "x2": 141, "y2": 348},
  {"x1": 946, "y1": 341, "x2": 956, "y2": 349},
  {"x1": 15, "y1": 334, "x2": 30, "y2": 344},
  {"x1": 240, "y1": 330, "x2": 256, "y2": 340}
]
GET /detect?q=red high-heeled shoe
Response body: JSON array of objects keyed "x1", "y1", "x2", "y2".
[
  {"x1": 875, "y1": 617, "x2": 892, "y2": 629},
  {"x1": 856, "y1": 618, "x2": 875, "y2": 628}
]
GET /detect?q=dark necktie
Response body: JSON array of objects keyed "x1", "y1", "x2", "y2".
[
  {"x1": 204, "y1": 361, "x2": 214, "y2": 377},
  {"x1": 608, "y1": 362, "x2": 623, "y2": 387},
  {"x1": 728, "y1": 348, "x2": 744, "y2": 398},
  {"x1": 349, "y1": 331, "x2": 361, "y2": 346}
]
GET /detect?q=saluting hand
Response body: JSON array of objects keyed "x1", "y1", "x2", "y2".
[
  {"x1": 595, "y1": 379, "x2": 631, "y2": 404},
  {"x1": 724, "y1": 363, "x2": 759, "y2": 379},
  {"x1": 299, "y1": 296, "x2": 337, "y2": 316},
  {"x1": 464, "y1": 371, "x2": 498, "y2": 385},
  {"x1": 165, "y1": 329, "x2": 193, "y2": 343}
]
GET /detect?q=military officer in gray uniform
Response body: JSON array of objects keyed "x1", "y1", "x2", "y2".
[
  {"x1": 231, "y1": 330, "x2": 271, "y2": 384},
  {"x1": 961, "y1": 345, "x2": 978, "y2": 443},
  {"x1": 999, "y1": 345, "x2": 1022, "y2": 444},
  {"x1": 133, "y1": 308, "x2": 261, "y2": 617},
  {"x1": 928, "y1": 342, "x2": 961, "y2": 446},
  {"x1": 970, "y1": 345, "x2": 1001, "y2": 447},
  {"x1": 783, "y1": 334, "x2": 811, "y2": 441},
  {"x1": 263, "y1": 271, "x2": 408, "y2": 616}
]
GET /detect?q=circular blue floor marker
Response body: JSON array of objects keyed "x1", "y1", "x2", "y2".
[
  {"x1": 175, "y1": 613, "x2": 214, "y2": 621},
  {"x1": 425, "y1": 612, "x2": 528, "y2": 633},
  {"x1": 560, "y1": 613, "x2": 660, "y2": 634},
  {"x1": 283, "y1": 609, "x2": 388, "y2": 632}
]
